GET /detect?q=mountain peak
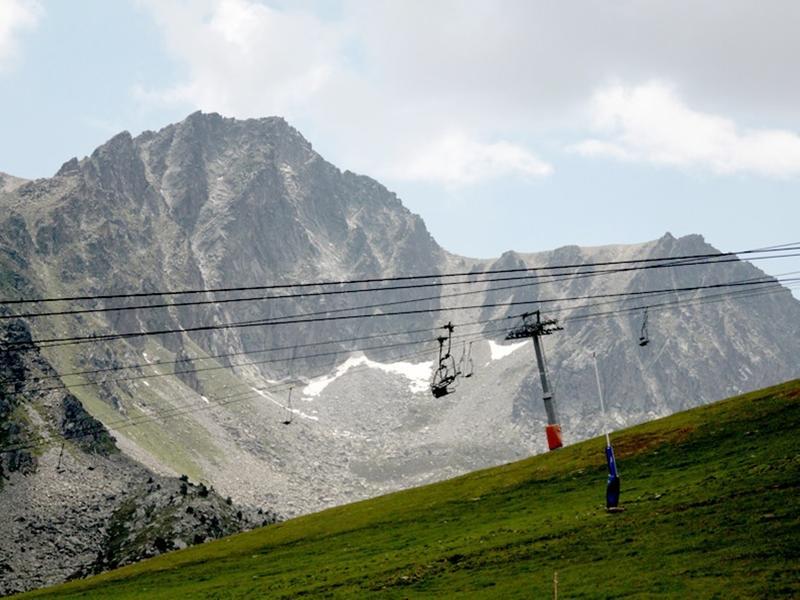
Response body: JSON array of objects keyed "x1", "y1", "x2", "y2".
[
  {"x1": 55, "y1": 157, "x2": 80, "y2": 177},
  {"x1": 169, "y1": 110, "x2": 294, "y2": 139},
  {"x1": 654, "y1": 231, "x2": 712, "y2": 255}
]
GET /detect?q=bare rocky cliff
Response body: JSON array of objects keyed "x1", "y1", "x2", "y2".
[
  {"x1": 0, "y1": 171, "x2": 28, "y2": 194},
  {"x1": 0, "y1": 318, "x2": 278, "y2": 596},
  {"x1": 2, "y1": 112, "x2": 444, "y2": 376}
]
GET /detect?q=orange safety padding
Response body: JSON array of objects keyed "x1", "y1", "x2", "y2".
[{"x1": 545, "y1": 424, "x2": 563, "y2": 450}]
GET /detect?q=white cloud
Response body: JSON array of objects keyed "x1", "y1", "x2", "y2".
[
  {"x1": 137, "y1": 0, "x2": 553, "y2": 186},
  {"x1": 138, "y1": 0, "x2": 346, "y2": 118},
  {"x1": 0, "y1": 0, "x2": 42, "y2": 71},
  {"x1": 137, "y1": 1, "x2": 800, "y2": 185},
  {"x1": 388, "y1": 132, "x2": 552, "y2": 186},
  {"x1": 573, "y1": 82, "x2": 800, "y2": 177}
]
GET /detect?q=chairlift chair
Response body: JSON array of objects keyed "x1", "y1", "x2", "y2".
[
  {"x1": 431, "y1": 365, "x2": 457, "y2": 398},
  {"x1": 430, "y1": 325, "x2": 459, "y2": 397},
  {"x1": 281, "y1": 386, "x2": 294, "y2": 425},
  {"x1": 638, "y1": 309, "x2": 650, "y2": 347}
]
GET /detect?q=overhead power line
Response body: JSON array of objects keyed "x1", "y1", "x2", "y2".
[
  {"x1": 15, "y1": 323, "x2": 507, "y2": 395},
  {"x1": 2, "y1": 243, "x2": 798, "y2": 306},
  {"x1": 4, "y1": 274, "x2": 796, "y2": 350},
  {"x1": 1, "y1": 326, "x2": 464, "y2": 384},
  {"x1": 0, "y1": 332, "x2": 504, "y2": 456},
  {"x1": 3, "y1": 280, "x2": 798, "y2": 456},
  {"x1": 4, "y1": 250, "x2": 800, "y2": 321},
  {"x1": 5, "y1": 276, "x2": 797, "y2": 399},
  {"x1": 563, "y1": 279, "x2": 800, "y2": 325},
  {"x1": 4, "y1": 271, "x2": 793, "y2": 391}
]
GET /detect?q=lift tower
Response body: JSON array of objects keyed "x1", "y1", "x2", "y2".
[{"x1": 506, "y1": 311, "x2": 564, "y2": 450}]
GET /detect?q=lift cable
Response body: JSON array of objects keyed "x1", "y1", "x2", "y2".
[
  {"x1": 0, "y1": 329, "x2": 505, "y2": 455},
  {"x1": 4, "y1": 250, "x2": 800, "y2": 321},
  {"x1": 3, "y1": 280, "x2": 798, "y2": 456},
  {"x1": 4, "y1": 273, "x2": 795, "y2": 351},
  {"x1": 2, "y1": 243, "x2": 798, "y2": 307},
  {"x1": 3, "y1": 273, "x2": 796, "y2": 391},
  {"x1": 10, "y1": 323, "x2": 504, "y2": 395}
]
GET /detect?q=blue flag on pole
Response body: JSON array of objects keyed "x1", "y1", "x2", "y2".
[{"x1": 605, "y1": 445, "x2": 620, "y2": 509}]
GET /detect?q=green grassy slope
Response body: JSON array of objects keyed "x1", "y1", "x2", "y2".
[{"x1": 19, "y1": 380, "x2": 800, "y2": 599}]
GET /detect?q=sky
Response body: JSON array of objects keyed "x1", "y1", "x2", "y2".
[{"x1": 1, "y1": 0, "x2": 798, "y2": 286}]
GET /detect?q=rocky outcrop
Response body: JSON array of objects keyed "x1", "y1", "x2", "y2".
[
  {"x1": 0, "y1": 320, "x2": 279, "y2": 596},
  {"x1": 0, "y1": 171, "x2": 28, "y2": 194},
  {"x1": 0, "y1": 112, "x2": 445, "y2": 377}
]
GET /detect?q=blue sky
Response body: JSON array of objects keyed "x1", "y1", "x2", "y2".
[{"x1": 1, "y1": 0, "x2": 798, "y2": 286}]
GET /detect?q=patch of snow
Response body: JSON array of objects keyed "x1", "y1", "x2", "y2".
[
  {"x1": 488, "y1": 340, "x2": 528, "y2": 361},
  {"x1": 293, "y1": 409, "x2": 319, "y2": 422},
  {"x1": 201, "y1": 396, "x2": 210, "y2": 404},
  {"x1": 251, "y1": 387, "x2": 278, "y2": 404},
  {"x1": 303, "y1": 353, "x2": 433, "y2": 397},
  {"x1": 249, "y1": 387, "x2": 318, "y2": 421}
]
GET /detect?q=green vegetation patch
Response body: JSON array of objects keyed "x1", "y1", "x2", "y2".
[{"x1": 19, "y1": 380, "x2": 800, "y2": 599}]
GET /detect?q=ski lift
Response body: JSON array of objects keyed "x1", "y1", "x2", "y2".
[
  {"x1": 458, "y1": 341, "x2": 475, "y2": 378},
  {"x1": 431, "y1": 323, "x2": 458, "y2": 398},
  {"x1": 638, "y1": 309, "x2": 650, "y2": 347},
  {"x1": 281, "y1": 386, "x2": 294, "y2": 425}
]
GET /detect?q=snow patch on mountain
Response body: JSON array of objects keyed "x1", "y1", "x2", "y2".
[
  {"x1": 250, "y1": 386, "x2": 319, "y2": 421},
  {"x1": 303, "y1": 353, "x2": 433, "y2": 397},
  {"x1": 488, "y1": 340, "x2": 528, "y2": 361},
  {"x1": 291, "y1": 408, "x2": 319, "y2": 422}
]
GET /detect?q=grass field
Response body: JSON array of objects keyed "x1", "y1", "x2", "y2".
[{"x1": 18, "y1": 380, "x2": 800, "y2": 598}]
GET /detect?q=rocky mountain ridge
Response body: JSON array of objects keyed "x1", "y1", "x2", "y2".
[
  {"x1": 1, "y1": 112, "x2": 444, "y2": 377},
  {"x1": 0, "y1": 318, "x2": 278, "y2": 595},
  {"x1": 0, "y1": 171, "x2": 28, "y2": 194}
]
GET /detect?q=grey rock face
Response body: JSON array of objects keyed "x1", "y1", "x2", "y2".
[
  {"x1": 0, "y1": 320, "x2": 279, "y2": 596},
  {"x1": 0, "y1": 171, "x2": 28, "y2": 194},
  {"x1": 0, "y1": 112, "x2": 799, "y2": 572},
  {"x1": 1, "y1": 112, "x2": 444, "y2": 374}
]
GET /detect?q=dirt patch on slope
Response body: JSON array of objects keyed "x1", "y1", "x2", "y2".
[{"x1": 613, "y1": 426, "x2": 695, "y2": 459}]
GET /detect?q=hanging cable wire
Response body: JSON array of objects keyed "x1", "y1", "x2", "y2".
[
  {"x1": 0, "y1": 329, "x2": 506, "y2": 455},
  {"x1": 4, "y1": 278, "x2": 798, "y2": 456},
  {"x1": 2, "y1": 244, "x2": 798, "y2": 307},
  {"x1": 13, "y1": 321, "x2": 505, "y2": 395},
  {"x1": 3, "y1": 250, "x2": 800, "y2": 323},
  {"x1": 5, "y1": 273, "x2": 796, "y2": 351},
  {"x1": 3, "y1": 273, "x2": 797, "y2": 391},
  {"x1": 2, "y1": 249, "x2": 799, "y2": 453},
  {"x1": 3, "y1": 273, "x2": 796, "y2": 400}
]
